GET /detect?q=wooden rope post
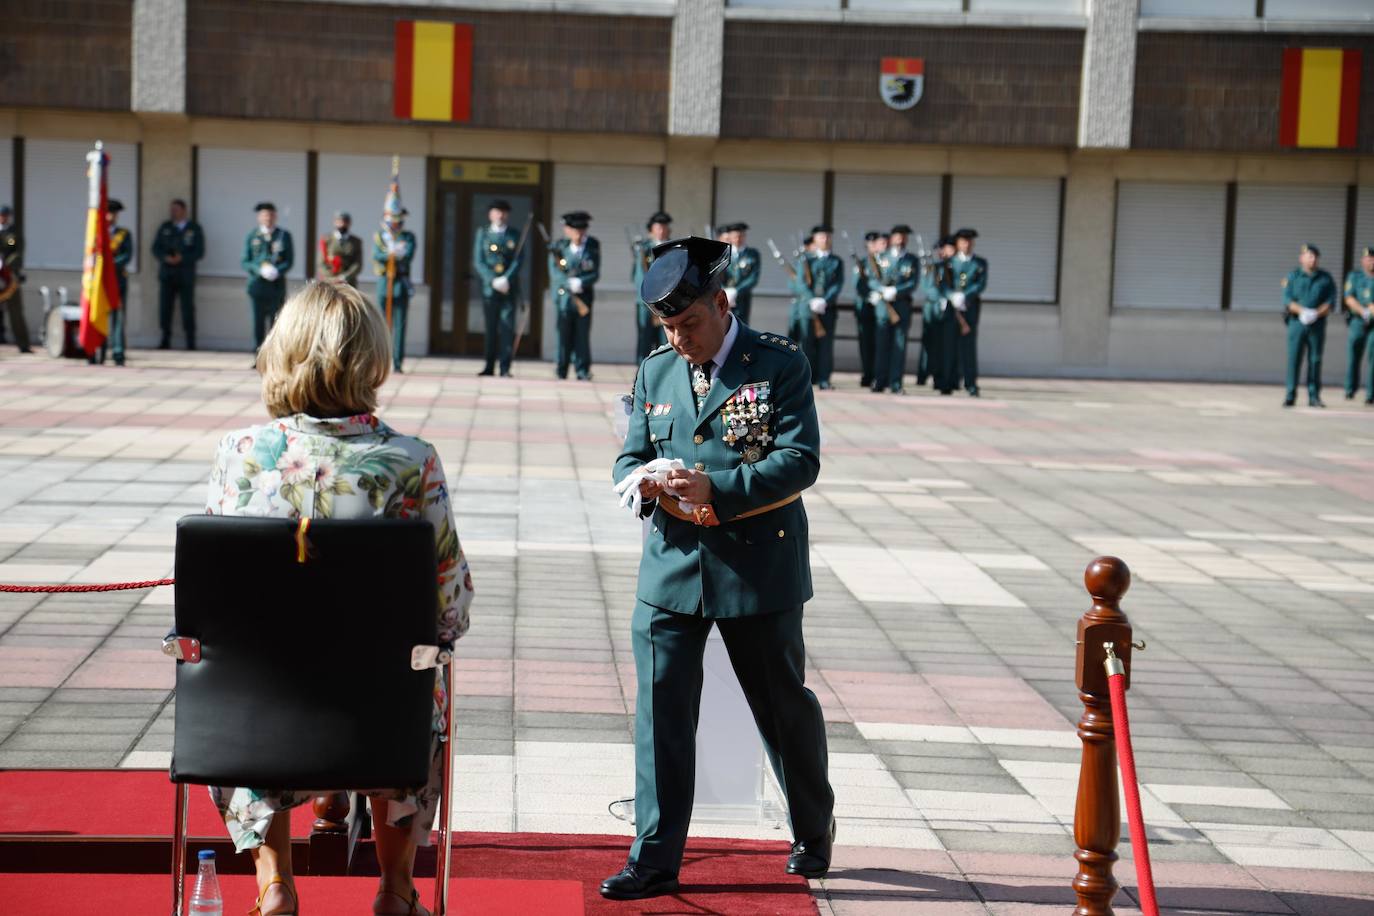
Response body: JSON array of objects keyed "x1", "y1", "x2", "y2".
[{"x1": 1072, "y1": 556, "x2": 1135, "y2": 916}]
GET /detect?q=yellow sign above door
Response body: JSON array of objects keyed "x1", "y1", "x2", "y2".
[{"x1": 438, "y1": 160, "x2": 541, "y2": 185}]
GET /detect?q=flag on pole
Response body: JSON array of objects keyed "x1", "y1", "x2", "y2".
[
  {"x1": 393, "y1": 21, "x2": 473, "y2": 122},
  {"x1": 381, "y1": 157, "x2": 403, "y2": 328},
  {"x1": 78, "y1": 142, "x2": 120, "y2": 356},
  {"x1": 1279, "y1": 48, "x2": 1362, "y2": 149}
]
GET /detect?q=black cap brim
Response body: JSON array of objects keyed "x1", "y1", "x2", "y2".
[{"x1": 641, "y1": 237, "x2": 730, "y2": 319}]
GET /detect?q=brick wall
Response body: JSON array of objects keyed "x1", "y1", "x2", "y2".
[
  {"x1": 0, "y1": 1, "x2": 132, "y2": 111},
  {"x1": 185, "y1": 0, "x2": 670, "y2": 133},
  {"x1": 1133, "y1": 32, "x2": 1374, "y2": 153},
  {"x1": 720, "y1": 22, "x2": 1083, "y2": 147}
]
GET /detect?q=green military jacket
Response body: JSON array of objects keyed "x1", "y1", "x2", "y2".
[
  {"x1": 152, "y1": 220, "x2": 204, "y2": 280},
  {"x1": 613, "y1": 320, "x2": 820, "y2": 618},
  {"x1": 319, "y1": 232, "x2": 363, "y2": 286},
  {"x1": 372, "y1": 229, "x2": 417, "y2": 297},
  {"x1": 873, "y1": 249, "x2": 920, "y2": 322},
  {"x1": 111, "y1": 225, "x2": 133, "y2": 283},
  {"x1": 472, "y1": 225, "x2": 521, "y2": 296},
  {"x1": 726, "y1": 246, "x2": 761, "y2": 302},
  {"x1": 789, "y1": 251, "x2": 843, "y2": 319},
  {"x1": 1, "y1": 223, "x2": 22, "y2": 275},
  {"x1": 632, "y1": 238, "x2": 657, "y2": 309},
  {"x1": 853, "y1": 255, "x2": 877, "y2": 317},
  {"x1": 548, "y1": 236, "x2": 601, "y2": 314},
  {"x1": 921, "y1": 260, "x2": 946, "y2": 323},
  {"x1": 941, "y1": 253, "x2": 988, "y2": 324},
  {"x1": 1344, "y1": 269, "x2": 1374, "y2": 323},
  {"x1": 1281, "y1": 267, "x2": 1336, "y2": 324},
  {"x1": 241, "y1": 227, "x2": 294, "y2": 295}
]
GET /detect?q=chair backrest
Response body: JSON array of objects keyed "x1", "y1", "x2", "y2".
[{"x1": 170, "y1": 515, "x2": 438, "y2": 790}]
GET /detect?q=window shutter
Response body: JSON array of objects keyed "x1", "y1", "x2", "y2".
[
  {"x1": 1230, "y1": 184, "x2": 1346, "y2": 312},
  {"x1": 950, "y1": 176, "x2": 1060, "y2": 303},
  {"x1": 1113, "y1": 181, "x2": 1226, "y2": 310}
]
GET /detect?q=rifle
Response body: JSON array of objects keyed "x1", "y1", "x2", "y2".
[
  {"x1": 536, "y1": 222, "x2": 590, "y2": 318},
  {"x1": 787, "y1": 235, "x2": 827, "y2": 341},
  {"x1": 504, "y1": 214, "x2": 535, "y2": 354}
]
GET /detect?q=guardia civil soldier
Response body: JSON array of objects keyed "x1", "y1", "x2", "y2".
[
  {"x1": 853, "y1": 231, "x2": 887, "y2": 389},
  {"x1": 0, "y1": 204, "x2": 33, "y2": 353},
  {"x1": 548, "y1": 210, "x2": 601, "y2": 380},
  {"x1": 473, "y1": 199, "x2": 521, "y2": 377},
  {"x1": 789, "y1": 224, "x2": 843, "y2": 389},
  {"x1": 373, "y1": 206, "x2": 417, "y2": 373},
  {"x1": 242, "y1": 202, "x2": 293, "y2": 355},
  {"x1": 944, "y1": 228, "x2": 988, "y2": 397},
  {"x1": 318, "y1": 211, "x2": 363, "y2": 287},
  {"x1": 870, "y1": 224, "x2": 921, "y2": 393},
  {"x1": 926, "y1": 235, "x2": 964, "y2": 396},
  {"x1": 722, "y1": 223, "x2": 761, "y2": 325},
  {"x1": 1282, "y1": 243, "x2": 1337, "y2": 408},
  {"x1": 604, "y1": 236, "x2": 834, "y2": 901},
  {"x1": 1342, "y1": 245, "x2": 1374, "y2": 404},
  {"x1": 632, "y1": 211, "x2": 672, "y2": 361},
  {"x1": 90, "y1": 199, "x2": 132, "y2": 367},
  {"x1": 151, "y1": 198, "x2": 204, "y2": 350}
]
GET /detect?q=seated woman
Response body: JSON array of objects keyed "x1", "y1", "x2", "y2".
[{"x1": 205, "y1": 280, "x2": 473, "y2": 916}]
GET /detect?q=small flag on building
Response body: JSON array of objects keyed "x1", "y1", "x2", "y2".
[
  {"x1": 78, "y1": 142, "x2": 120, "y2": 356},
  {"x1": 1279, "y1": 48, "x2": 1361, "y2": 149},
  {"x1": 393, "y1": 21, "x2": 473, "y2": 123}
]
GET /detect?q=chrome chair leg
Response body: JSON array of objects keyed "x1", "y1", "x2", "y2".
[
  {"x1": 433, "y1": 661, "x2": 456, "y2": 916},
  {"x1": 171, "y1": 781, "x2": 189, "y2": 916}
]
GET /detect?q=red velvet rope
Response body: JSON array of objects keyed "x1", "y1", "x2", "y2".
[
  {"x1": 1108, "y1": 670, "x2": 1160, "y2": 916},
  {"x1": 0, "y1": 579, "x2": 175, "y2": 593}
]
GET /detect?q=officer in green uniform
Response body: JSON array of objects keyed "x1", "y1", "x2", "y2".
[
  {"x1": 789, "y1": 224, "x2": 843, "y2": 389},
  {"x1": 151, "y1": 198, "x2": 204, "y2": 350},
  {"x1": 871, "y1": 224, "x2": 921, "y2": 393},
  {"x1": 1282, "y1": 242, "x2": 1337, "y2": 408},
  {"x1": 241, "y1": 201, "x2": 293, "y2": 354},
  {"x1": 548, "y1": 210, "x2": 601, "y2": 380},
  {"x1": 945, "y1": 228, "x2": 988, "y2": 397},
  {"x1": 372, "y1": 207, "x2": 417, "y2": 373},
  {"x1": 473, "y1": 199, "x2": 521, "y2": 377},
  {"x1": 318, "y1": 211, "x2": 363, "y2": 287},
  {"x1": 90, "y1": 199, "x2": 132, "y2": 367},
  {"x1": 632, "y1": 211, "x2": 673, "y2": 361},
  {"x1": 722, "y1": 223, "x2": 761, "y2": 325},
  {"x1": 0, "y1": 205, "x2": 33, "y2": 353},
  {"x1": 603, "y1": 236, "x2": 834, "y2": 901},
  {"x1": 1342, "y1": 245, "x2": 1374, "y2": 404},
  {"x1": 926, "y1": 235, "x2": 963, "y2": 396},
  {"x1": 853, "y1": 231, "x2": 887, "y2": 389}
]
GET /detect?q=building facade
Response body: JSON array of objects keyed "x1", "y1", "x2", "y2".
[{"x1": 2, "y1": 0, "x2": 1372, "y2": 380}]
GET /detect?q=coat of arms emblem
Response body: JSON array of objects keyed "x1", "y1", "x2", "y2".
[{"x1": 880, "y1": 57, "x2": 925, "y2": 111}]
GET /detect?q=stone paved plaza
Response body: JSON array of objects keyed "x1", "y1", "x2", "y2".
[{"x1": 1, "y1": 348, "x2": 1373, "y2": 914}]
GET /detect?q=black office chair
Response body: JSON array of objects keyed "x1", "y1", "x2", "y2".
[{"x1": 162, "y1": 515, "x2": 455, "y2": 915}]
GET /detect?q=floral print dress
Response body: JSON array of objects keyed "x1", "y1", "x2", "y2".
[{"x1": 204, "y1": 412, "x2": 473, "y2": 851}]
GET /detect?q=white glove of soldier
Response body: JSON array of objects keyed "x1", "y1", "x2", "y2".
[
  {"x1": 389, "y1": 241, "x2": 408, "y2": 257},
  {"x1": 614, "y1": 458, "x2": 686, "y2": 515},
  {"x1": 867, "y1": 291, "x2": 883, "y2": 306},
  {"x1": 881, "y1": 286, "x2": 897, "y2": 302},
  {"x1": 724, "y1": 287, "x2": 738, "y2": 306},
  {"x1": 809, "y1": 297, "x2": 827, "y2": 315},
  {"x1": 951, "y1": 291, "x2": 967, "y2": 311},
  {"x1": 1298, "y1": 307, "x2": 1318, "y2": 326},
  {"x1": 568, "y1": 277, "x2": 584, "y2": 294},
  {"x1": 258, "y1": 263, "x2": 279, "y2": 281},
  {"x1": 491, "y1": 276, "x2": 511, "y2": 294}
]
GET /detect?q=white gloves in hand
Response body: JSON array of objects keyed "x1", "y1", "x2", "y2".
[
  {"x1": 568, "y1": 277, "x2": 584, "y2": 294},
  {"x1": 491, "y1": 276, "x2": 511, "y2": 294},
  {"x1": 1298, "y1": 307, "x2": 1318, "y2": 326},
  {"x1": 258, "y1": 263, "x2": 279, "y2": 281},
  {"x1": 614, "y1": 458, "x2": 686, "y2": 516},
  {"x1": 951, "y1": 291, "x2": 967, "y2": 310},
  {"x1": 809, "y1": 297, "x2": 827, "y2": 315},
  {"x1": 881, "y1": 286, "x2": 898, "y2": 303},
  {"x1": 724, "y1": 287, "x2": 738, "y2": 306},
  {"x1": 390, "y1": 242, "x2": 408, "y2": 257},
  {"x1": 867, "y1": 291, "x2": 883, "y2": 306}
]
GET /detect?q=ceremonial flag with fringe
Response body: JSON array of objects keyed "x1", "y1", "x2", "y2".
[
  {"x1": 78, "y1": 143, "x2": 120, "y2": 356},
  {"x1": 393, "y1": 21, "x2": 473, "y2": 122},
  {"x1": 1279, "y1": 48, "x2": 1361, "y2": 149}
]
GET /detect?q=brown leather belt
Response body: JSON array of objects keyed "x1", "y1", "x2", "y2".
[{"x1": 655, "y1": 492, "x2": 800, "y2": 528}]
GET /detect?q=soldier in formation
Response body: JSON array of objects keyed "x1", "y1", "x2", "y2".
[
  {"x1": 548, "y1": 210, "x2": 600, "y2": 381},
  {"x1": 632, "y1": 211, "x2": 673, "y2": 361},
  {"x1": 869, "y1": 224, "x2": 921, "y2": 393},
  {"x1": 790, "y1": 225, "x2": 843, "y2": 389},
  {"x1": 1343, "y1": 245, "x2": 1374, "y2": 404},
  {"x1": 89, "y1": 199, "x2": 132, "y2": 367},
  {"x1": 241, "y1": 201, "x2": 293, "y2": 356},
  {"x1": 0, "y1": 204, "x2": 32, "y2": 353},
  {"x1": 944, "y1": 228, "x2": 987, "y2": 397},
  {"x1": 373, "y1": 204, "x2": 416, "y2": 373},
  {"x1": 852, "y1": 231, "x2": 887, "y2": 389},
  {"x1": 722, "y1": 222, "x2": 761, "y2": 324},
  {"x1": 1282, "y1": 243, "x2": 1336, "y2": 408},
  {"x1": 474, "y1": 199, "x2": 521, "y2": 377},
  {"x1": 151, "y1": 198, "x2": 204, "y2": 350},
  {"x1": 319, "y1": 211, "x2": 363, "y2": 287}
]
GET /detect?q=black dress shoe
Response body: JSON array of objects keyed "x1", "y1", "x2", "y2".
[
  {"x1": 967, "y1": 386, "x2": 980, "y2": 398},
  {"x1": 477, "y1": 368, "x2": 494, "y2": 377},
  {"x1": 1347, "y1": 391, "x2": 1356, "y2": 400},
  {"x1": 787, "y1": 818, "x2": 836, "y2": 879},
  {"x1": 500, "y1": 370, "x2": 512, "y2": 378},
  {"x1": 1282, "y1": 396, "x2": 1296, "y2": 407},
  {"x1": 859, "y1": 377, "x2": 872, "y2": 388},
  {"x1": 1310, "y1": 396, "x2": 1325, "y2": 408},
  {"x1": 157, "y1": 338, "x2": 171, "y2": 350},
  {"x1": 818, "y1": 380, "x2": 832, "y2": 390},
  {"x1": 870, "y1": 384, "x2": 884, "y2": 393},
  {"x1": 599, "y1": 863, "x2": 679, "y2": 900}
]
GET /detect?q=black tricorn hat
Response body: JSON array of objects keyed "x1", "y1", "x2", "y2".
[
  {"x1": 489, "y1": 199, "x2": 512, "y2": 212},
  {"x1": 890, "y1": 223, "x2": 913, "y2": 235},
  {"x1": 562, "y1": 210, "x2": 591, "y2": 229},
  {"x1": 810, "y1": 223, "x2": 833, "y2": 235},
  {"x1": 730, "y1": 222, "x2": 749, "y2": 232},
  {"x1": 107, "y1": 199, "x2": 125, "y2": 213},
  {"x1": 646, "y1": 210, "x2": 672, "y2": 229},
  {"x1": 640, "y1": 237, "x2": 731, "y2": 319},
  {"x1": 863, "y1": 231, "x2": 883, "y2": 242},
  {"x1": 254, "y1": 201, "x2": 276, "y2": 212},
  {"x1": 1300, "y1": 242, "x2": 1320, "y2": 257},
  {"x1": 955, "y1": 227, "x2": 978, "y2": 239},
  {"x1": 939, "y1": 234, "x2": 957, "y2": 247}
]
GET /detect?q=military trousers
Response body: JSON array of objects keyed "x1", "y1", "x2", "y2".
[
  {"x1": 1344, "y1": 318, "x2": 1373, "y2": 399},
  {"x1": 788, "y1": 309, "x2": 819, "y2": 382},
  {"x1": 629, "y1": 600, "x2": 833, "y2": 873},
  {"x1": 555, "y1": 301, "x2": 593, "y2": 379},
  {"x1": 158, "y1": 273, "x2": 196, "y2": 346},
  {"x1": 3, "y1": 288, "x2": 32, "y2": 351},
  {"x1": 930, "y1": 310, "x2": 962, "y2": 394},
  {"x1": 954, "y1": 307, "x2": 980, "y2": 391},
  {"x1": 916, "y1": 316, "x2": 933, "y2": 385},
  {"x1": 379, "y1": 290, "x2": 409, "y2": 371},
  {"x1": 481, "y1": 292, "x2": 517, "y2": 374},
  {"x1": 856, "y1": 304, "x2": 876, "y2": 387},
  {"x1": 1285, "y1": 318, "x2": 1326, "y2": 401},
  {"x1": 249, "y1": 285, "x2": 286, "y2": 350},
  {"x1": 91, "y1": 281, "x2": 128, "y2": 365},
  {"x1": 871, "y1": 302, "x2": 912, "y2": 392},
  {"x1": 636, "y1": 303, "x2": 665, "y2": 363},
  {"x1": 733, "y1": 292, "x2": 753, "y2": 326},
  {"x1": 814, "y1": 307, "x2": 838, "y2": 385}
]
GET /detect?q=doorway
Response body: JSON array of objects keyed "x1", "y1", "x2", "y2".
[{"x1": 427, "y1": 159, "x2": 547, "y2": 357}]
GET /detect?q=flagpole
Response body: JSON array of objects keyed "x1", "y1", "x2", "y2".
[{"x1": 384, "y1": 156, "x2": 398, "y2": 330}]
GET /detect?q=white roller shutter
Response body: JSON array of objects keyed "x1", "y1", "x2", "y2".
[
  {"x1": 1141, "y1": 0, "x2": 1253, "y2": 15},
  {"x1": 23, "y1": 139, "x2": 139, "y2": 272},
  {"x1": 969, "y1": 0, "x2": 1082, "y2": 12},
  {"x1": 197, "y1": 148, "x2": 307, "y2": 279},
  {"x1": 714, "y1": 168, "x2": 824, "y2": 297},
  {"x1": 949, "y1": 176, "x2": 1061, "y2": 303},
  {"x1": 831, "y1": 173, "x2": 941, "y2": 301},
  {"x1": 1265, "y1": 0, "x2": 1373, "y2": 22},
  {"x1": 1230, "y1": 184, "x2": 1347, "y2": 312},
  {"x1": 1354, "y1": 186, "x2": 1374, "y2": 267},
  {"x1": 316, "y1": 154, "x2": 427, "y2": 284},
  {"x1": 1113, "y1": 181, "x2": 1226, "y2": 310},
  {"x1": 551, "y1": 163, "x2": 661, "y2": 294}
]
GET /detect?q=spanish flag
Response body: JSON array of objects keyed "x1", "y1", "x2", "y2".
[
  {"x1": 78, "y1": 142, "x2": 120, "y2": 357},
  {"x1": 393, "y1": 21, "x2": 473, "y2": 123},
  {"x1": 1279, "y1": 48, "x2": 1361, "y2": 149}
]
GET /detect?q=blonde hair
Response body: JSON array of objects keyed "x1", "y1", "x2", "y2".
[{"x1": 258, "y1": 280, "x2": 391, "y2": 418}]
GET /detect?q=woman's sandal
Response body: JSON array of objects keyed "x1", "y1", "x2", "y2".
[
  {"x1": 249, "y1": 874, "x2": 298, "y2": 916},
  {"x1": 374, "y1": 888, "x2": 428, "y2": 916}
]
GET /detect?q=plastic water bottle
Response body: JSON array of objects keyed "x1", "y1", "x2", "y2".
[{"x1": 189, "y1": 849, "x2": 224, "y2": 916}]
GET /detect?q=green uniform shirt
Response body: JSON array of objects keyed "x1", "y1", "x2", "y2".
[
  {"x1": 613, "y1": 322, "x2": 820, "y2": 618},
  {"x1": 1, "y1": 224, "x2": 22, "y2": 274},
  {"x1": 372, "y1": 229, "x2": 417, "y2": 297},
  {"x1": 790, "y1": 251, "x2": 843, "y2": 309},
  {"x1": 472, "y1": 225, "x2": 521, "y2": 296},
  {"x1": 319, "y1": 232, "x2": 364, "y2": 286},
  {"x1": 111, "y1": 226, "x2": 133, "y2": 278},
  {"x1": 632, "y1": 238, "x2": 658, "y2": 307},
  {"x1": 152, "y1": 220, "x2": 204, "y2": 279},
  {"x1": 726, "y1": 246, "x2": 761, "y2": 297},
  {"x1": 1281, "y1": 266, "x2": 1336, "y2": 322},
  {"x1": 1344, "y1": 269, "x2": 1374, "y2": 321},
  {"x1": 548, "y1": 236, "x2": 601, "y2": 312},
  {"x1": 241, "y1": 227, "x2": 294, "y2": 294}
]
